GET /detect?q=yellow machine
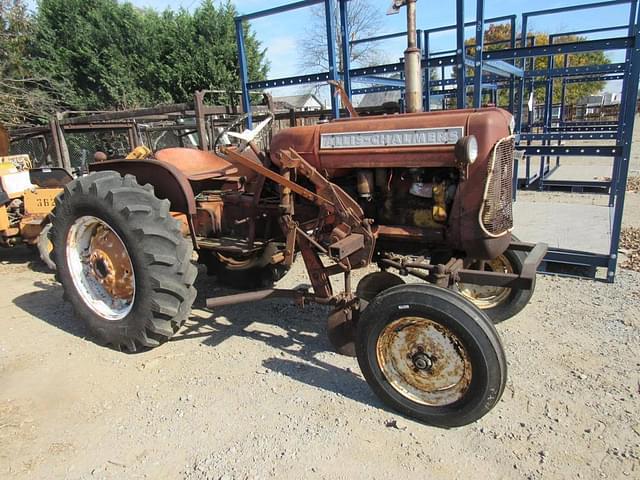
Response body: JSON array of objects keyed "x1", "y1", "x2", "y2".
[{"x1": 0, "y1": 154, "x2": 73, "y2": 269}]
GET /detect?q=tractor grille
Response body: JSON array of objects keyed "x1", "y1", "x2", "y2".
[{"x1": 480, "y1": 136, "x2": 514, "y2": 237}]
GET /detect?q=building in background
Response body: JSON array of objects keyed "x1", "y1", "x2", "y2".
[{"x1": 273, "y1": 94, "x2": 323, "y2": 112}]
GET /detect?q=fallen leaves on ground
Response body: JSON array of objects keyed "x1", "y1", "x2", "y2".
[
  {"x1": 620, "y1": 226, "x2": 640, "y2": 272},
  {"x1": 627, "y1": 176, "x2": 640, "y2": 193}
]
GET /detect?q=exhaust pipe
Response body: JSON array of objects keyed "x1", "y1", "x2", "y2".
[{"x1": 404, "y1": 0, "x2": 423, "y2": 113}]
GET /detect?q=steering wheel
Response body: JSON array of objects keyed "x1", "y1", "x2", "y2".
[{"x1": 213, "y1": 112, "x2": 274, "y2": 155}]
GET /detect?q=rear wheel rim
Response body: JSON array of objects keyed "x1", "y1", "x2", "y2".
[
  {"x1": 457, "y1": 255, "x2": 514, "y2": 309},
  {"x1": 66, "y1": 215, "x2": 135, "y2": 320},
  {"x1": 376, "y1": 317, "x2": 472, "y2": 406}
]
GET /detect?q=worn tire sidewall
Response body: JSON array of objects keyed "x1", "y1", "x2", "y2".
[
  {"x1": 356, "y1": 284, "x2": 506, "y2": 427},
  {"x1": 53, "y1": 188, "x2": 155, "y2": 340}
]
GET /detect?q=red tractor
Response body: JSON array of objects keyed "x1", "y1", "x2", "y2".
[
  {"x1": 50, "y1": 104, "x2": 546, "y2": 427},
  {"x1": 49, "y1": 1, "x2": 545, "y2": 427}
]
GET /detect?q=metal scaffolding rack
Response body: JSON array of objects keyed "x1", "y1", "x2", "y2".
[{"x1": 235, "y1": 0, "x2": 640, "y2": 282}]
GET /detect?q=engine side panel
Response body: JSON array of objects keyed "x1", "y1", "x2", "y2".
[{"x1": 270, "y1": 108, "x2": 513, "y2": 260}]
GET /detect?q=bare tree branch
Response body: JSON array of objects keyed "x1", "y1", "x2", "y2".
[{"x1": 297, "y1": 0, "x2": 387, "y2": 73}]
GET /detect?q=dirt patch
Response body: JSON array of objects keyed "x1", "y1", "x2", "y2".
[{"x1": 0, "y1": 246, "x2": 639, "y2": 480}]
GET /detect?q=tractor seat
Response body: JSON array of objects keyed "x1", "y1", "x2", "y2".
[{"x1": 154, "y1": 148, "x2": 238, "y2": 181}]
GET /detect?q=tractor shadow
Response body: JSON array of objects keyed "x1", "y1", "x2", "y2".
[
  {"x1": 12, "y1": 280, "x2": 90, "y2": 339},
  {"x1": 0, "y1": 245, "x2": 52, "y2": 273},
  {"x1": 12, "y1": 262, "x2": 379, "y2": 408},
  {"x1": 176, "y1": 269, "x2": 379, "y2": 408}
]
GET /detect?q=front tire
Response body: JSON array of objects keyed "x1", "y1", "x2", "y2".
[
  {"x1": 51, "y1": 171, "x2": 197, "y2": 352},
  {"x1": 356, "y1": 283, "x2": 507, "y2": 428},
  {"x1": 456, "y1": 248, "x2": 534, "y2": 324}
]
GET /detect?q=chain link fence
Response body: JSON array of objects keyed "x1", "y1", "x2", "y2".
[
  {"x1": 65, "y1": 129, "x2": 133, "y2": 169},
  {"x1": 8, "y1": 135, "x2": 53, "y2": 167}
]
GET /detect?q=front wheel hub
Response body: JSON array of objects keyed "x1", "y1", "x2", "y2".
[
  {"x1": 376, "y1": 317, "x2": 472, "y2": 406},
  {"x1": 411, "y1": 352, "x2": 433, "y2": 371}
]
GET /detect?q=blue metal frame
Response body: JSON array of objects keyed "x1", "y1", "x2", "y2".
[
  {"x1": 234, "y1": 0, "x2": 640, "y2": 283},
  {"x1": 339, "y1": 0, "x2": 351, "y2": 98}
]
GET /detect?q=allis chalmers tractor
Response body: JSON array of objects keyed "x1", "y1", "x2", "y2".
[{"x1": 49, "y1": 3, "x2": 546, "y2": 427}]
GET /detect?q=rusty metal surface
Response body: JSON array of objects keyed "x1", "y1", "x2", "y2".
[
  {"x1": 222, "y1": 147, "x2": 327, "y2": 205},
  {"x1": 298, "y1": 235, "x2": 333, "y2": 299},
  {"x1": 205, "y1": 288, "x2": 304, "y2": 309},
  {"x1": 327, "y1": 307, "x2": 357, "y2": 357},
  {"x1": 279, "y1": 148, "x2": 375, "y2": 270},
  {"x1": 376, "y1": 316, "x2": 472, "y2": 406},
  {"x1": 269, "y1": 109, "x2": 511, "y2": 173},
  {"x1": 375, "y1": 224, "x2": 444, "y2": 243},
  {"x1": 269, "y1": 108, "x2": 514, "y2": 260},
  {"x1": 89, "y1": 159, "x2": 199, "y2": 248},
  {"x1": 327, "y1": 80, "x2": 358, "y2": 118},
  {"x1": 154, "y1": 148, "x2": 238, "y2": 181},
  {"x1": 328, "y1": 233, "x2": 364, "y2": 261},
  {"x1": 88, "y1": 224, "x2": 134, "y2": 301},
  {"x1": 378, "y1": 242, "x2": 546, "y2": 289}
]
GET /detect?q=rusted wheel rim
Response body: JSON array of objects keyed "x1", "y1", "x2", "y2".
[
  {"x1": 66, "y1": 216, "x2": 135, "y2": 320},
  {"x1": 457, "y1": 255, "x2": 514, "y2": 309},
  {"x1": 376, "y1": 317, "x2": 472, "y2": 406}
]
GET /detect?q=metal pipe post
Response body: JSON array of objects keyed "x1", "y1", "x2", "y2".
[
  {"x1": 607, "y1": 0, "x2": 640, "y2": 281},
  {"x1": 325, "y1": 0, "x2": 340, "y2": 118},
  {"x1": 473, "y1": 0, "x2": 485, "y2": 108},
  {"x1": 424, "y1": 31, "x2": 431, "y2": 111},
  {"x1": 509, "y1": 16, "x2": 516, "y2": 111},
  {"x1": 455, "y1": 0, "x2": 466, "y2": 109},
  {"x1": 235, "y1": 19, "x2": 252, "y2": 128},
  {"x1": 404, "y1": 0, "x2": 423, "y2": 112},
  {"x1": 339, "y1": 0, "x2": 352, "y2": 99}
]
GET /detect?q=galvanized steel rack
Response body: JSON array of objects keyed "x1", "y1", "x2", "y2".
[{"x1": 235, "y1": 0, "x2": 640, "y2": 282}]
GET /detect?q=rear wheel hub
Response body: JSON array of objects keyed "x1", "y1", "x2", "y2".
[{"x1": 66, "y1": 216, "x2": 135, "y2": 320}]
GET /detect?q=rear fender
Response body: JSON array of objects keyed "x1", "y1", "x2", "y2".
[{"x1": 89, "y1": 159, "x2": 198, "y2": 248}]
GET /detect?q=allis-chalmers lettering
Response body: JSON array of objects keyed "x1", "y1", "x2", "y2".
[{"x1": 320, "y1": 127, "x2": 464, "y2": 149}]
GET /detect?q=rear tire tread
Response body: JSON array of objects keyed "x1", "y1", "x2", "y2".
[{"x1": 51, "y1": 171, "x2": 197, "y2": 352}]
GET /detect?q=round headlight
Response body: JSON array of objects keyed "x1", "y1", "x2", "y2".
[{"x1": 455, "y1": 135, "x2": 479, "y2": 165}]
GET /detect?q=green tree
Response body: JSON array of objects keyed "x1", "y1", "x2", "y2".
[
  {"x1": 30, "y1": 0, "x2": 268, "y2": 111},
  {"x1": 465, "y1": 24, "x2": 611, "y2": 106},
  {"x1": 0, "y1": 0, "x2": 61, "y2": 127}
]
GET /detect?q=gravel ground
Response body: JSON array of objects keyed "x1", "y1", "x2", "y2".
[
  {"x1": 1, "y1": 122, "x2": 640, "y2": 479},
  {"x1": 1, "y1": 227, "x2": 639, "y2": 479}
]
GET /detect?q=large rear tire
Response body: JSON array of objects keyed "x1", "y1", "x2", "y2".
[
  {"x1": 356, "y1": 283, "x2": 507, "y2": 428},
  {"x1": 51, "y1": 171, "x2": 197, "y2": 352}
]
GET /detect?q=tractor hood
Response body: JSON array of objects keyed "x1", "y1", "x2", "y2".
[{"x1": 269, "y1": 108, "x2": 513, "y2": 176}]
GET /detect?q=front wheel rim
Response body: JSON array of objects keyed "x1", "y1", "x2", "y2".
[
  {"x1": 457, "y1": 255, "x2": 514, "y2": 309},
  {"x1": 376, "y1": 317, "x2": 472, "y2": 406},
  {"x1": 66, "y1": 215, "x2": 135, "y2": 320}
]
